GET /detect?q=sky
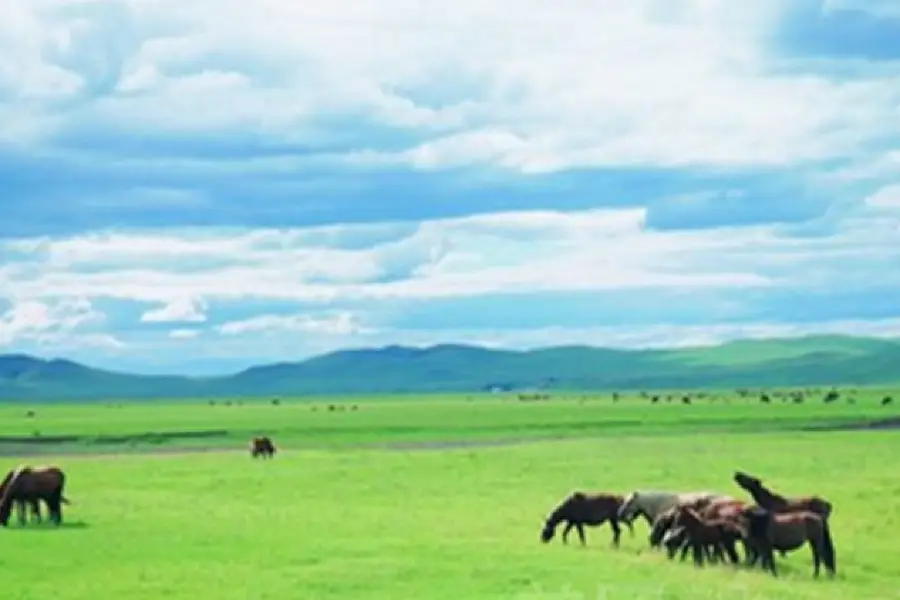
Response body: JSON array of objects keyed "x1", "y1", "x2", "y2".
[{"x1": 1, "y1": 0, "x2": 900, "y2": 375}]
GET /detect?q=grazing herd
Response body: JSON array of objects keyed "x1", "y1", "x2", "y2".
[
  {"x1": 541, "y1": 471, "x2": 836, "y2": 578},
  {"x1": 0, "y1": 434, "x2": 842, "y2": 583}
]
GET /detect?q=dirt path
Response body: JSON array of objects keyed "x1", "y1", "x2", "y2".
[{"x1": 0, "y1": 434, "x2": 588, "y2": 459}]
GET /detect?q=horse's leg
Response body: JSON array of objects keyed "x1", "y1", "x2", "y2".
[
  {"x1": 15, "y1": 500, "x2": 27, "y2": 526},
  {"x1": 762, "y1": 545, "x2": 777, "y2": 576},
  {"x1": 711, "y1": 543, "x2": 725, "y2": 564},
  {"x1": 561, "y1": 521, "x2": 573, "y2": 544},
  {"x1": 610, "y1": 519, "x2": 622, "y2": 547},
  {"x1": 30, "y1": 499, "x2": 42, "y2": 524},
  {"x1": 46, "y1": 490, "x2": 63, "y2": 525},
  {"x1": 724, "y1": 539, "x2": 740, "y2": 565},
  {"x1": 745, "y1": 541, "x2": 760, "y2": 568},
  {"x1": 810, "y1": 538, "x2": 822, "y2": 577},
  {"x1": 679, "y1": 541, "x2": 691, "y2": 562},
  {"x1": 575, "y1": 523, "x2": 586, "y2": 546},
  {"x1": 691, "y1": 543, "x2": 704, "y2": 567}
]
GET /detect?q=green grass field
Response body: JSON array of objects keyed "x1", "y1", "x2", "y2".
[{"x1": 2, "y1": 391, "x2": 899, "y2": 600}]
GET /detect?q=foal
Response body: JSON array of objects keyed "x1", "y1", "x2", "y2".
[
  {"x1": 541, "y1": 491, "x2": 634, "y2": 546},
  {"x1": 671, "y1": 505, "x2": 745, "y2": 566}
]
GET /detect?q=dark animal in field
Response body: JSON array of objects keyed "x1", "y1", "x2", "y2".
[
  {"x1": 682, "y1": 396, "x2": 691, "y2": 404},
  {"x1": 883, "y1": 396, "x2": 894, "y2": 406},
  {"x1": 0, "y1": 465, "x2": 70, "y2": 527},
  {"x1": 540, "y1": 491, "x2": 634, "y2": 546},
  {"x1": 250, "y1": 436, "x2": 276, "y2": 459},
  {"x1": 741, "y1": 506, "x2": 836, "y2": 577},
  {"x1": 733, "y1": 471, "x2": 832, "y2": 519},
  {"x1": 669, "y1": 505, "x2": 745, "y2": 567},
  {"x1": 759, "y1": 394, "x2": 770, "y2": 404}
]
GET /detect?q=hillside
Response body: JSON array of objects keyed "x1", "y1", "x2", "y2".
[{"x1": 1, "y1": 335, "x2": 899, "y2": 401}]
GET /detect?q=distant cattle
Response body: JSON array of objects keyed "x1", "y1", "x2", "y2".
[
  {"x1": 883, "y1": 396, "x2": 894, "y2": 406},
  {"x1": 250, "y1": 436, "x2": 276, "y2": 459}
]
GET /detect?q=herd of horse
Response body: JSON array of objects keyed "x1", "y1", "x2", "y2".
[
  {"x1": 540, "y1": 471, "x2": 836, "y2": 578},
  {"x1": 0, "y1": 439, "x2": 836, "y2": 582}
]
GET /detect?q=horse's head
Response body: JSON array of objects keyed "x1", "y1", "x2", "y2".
[
  {"x1": 539, "y1": 518, "x2": 556, "y2": 543},
  {"x1": 733, "y1": 471, "x2": 762, "y2": 491},
  {"x1": 662, "y1": 526, "x2": 687, "y2": 558},
  {"x1": 648, "y1": 511, "x2": 675, "y2": 547},
  {"x1": 617, "y1": 491, "x2": 640, "y2": 520}
]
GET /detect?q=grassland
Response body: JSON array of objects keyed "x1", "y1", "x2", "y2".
[{"x1": 2, "y1": 390, "x2": 899, "y2": 600}]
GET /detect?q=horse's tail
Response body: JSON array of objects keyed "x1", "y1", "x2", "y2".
[
  {"x1": 819, "y1": 517, "x2": 836, "y2": 574},
  {"x1": 818, "y1": 497, "x2": 833, "y2": 519}
]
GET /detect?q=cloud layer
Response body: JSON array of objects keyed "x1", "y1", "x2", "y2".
[{"x1": 1, "y1": 0, "x2": 899, "y2": 373}]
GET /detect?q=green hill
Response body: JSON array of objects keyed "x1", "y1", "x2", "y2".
[{"x1": 1, "y1": 335, "x2": 899, "y2": 401}]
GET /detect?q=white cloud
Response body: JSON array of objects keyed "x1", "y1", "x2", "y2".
[
  {"x1": 1, "y1": 204, "x2": 898, "y2": 316},
  {"x1": 0, "y1": 208, "x2": 787, "y2": 306},
  {"x1": 217, "y1": 312, "x2": 375, "y2": 336},
  {"x1": 168, "y1": 328, "x2": 199, "y2": 339},
  {"x1": 4, "y1": 0, "x2": 899, "y2": 171},
  {"x1": 0, "y1": 297, "x2": 119, "y2": 348},
  {"x1": 865, "y1": 184, "x2": 900, "y2": 209},
  {"x1": 141, "y1": 298, "x2": 207, "y2": 323}
]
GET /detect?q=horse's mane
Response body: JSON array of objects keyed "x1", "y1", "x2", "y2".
[
  {"x1": 741, "y1": 476, "x2": 789, "y2": 505},
  {"x1": 0, "y1": 465, "x2": 29, "y2": 515}
]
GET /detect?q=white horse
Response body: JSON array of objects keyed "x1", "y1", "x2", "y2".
[{"x1": 616, "y1": 490, "x2": 732, "y2": 526}]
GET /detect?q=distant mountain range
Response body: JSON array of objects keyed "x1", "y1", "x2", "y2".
[{"x1": 1, "y1": 335, "x2": 899, "y2": 401}]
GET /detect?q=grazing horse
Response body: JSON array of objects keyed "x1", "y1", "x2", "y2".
[
  {"x1": 540, "y1": 491, "x2": 635, "y2": 546},
  {"x1": 670, "y1": 505, "x2": 746, "y2": 566},
  {"x1": 0, "y1": 465, "x2": 70, "y2": 527},
  {"x1": 653, "y1": 500, "x2": 746, "y2": 564},
  {"x1": 741, "y1": 506, "x2": 836, "y2": 577},
  {"x1": 250, "y1": 436, "x2": 276, "y2": 459},
  {"x1": 733, "y1": 471, "x2": 832, "y2": 519},
  {"x1": 617, "y1": 490, "x2": 729, "y2": 528}
]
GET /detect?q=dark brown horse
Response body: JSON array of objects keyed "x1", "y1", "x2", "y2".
[
  {"x1": 540, "y1": 491, "x2": 635, "y2": 546},
  {"x1": 0, "y1": 466, "x2": 70, "y2": 527},
  {"x1": 741, "y1": 506, "x2": 836, "y2": 577},
  {"x1": 733, "y1": 471, "x2": 832, "y2": 519},
  {"x1": 670, "y1": 505, "x2": 746, "y2": 567},
  {"x1": 250, "y1": 436, "x2": 276, "y2": 459}
]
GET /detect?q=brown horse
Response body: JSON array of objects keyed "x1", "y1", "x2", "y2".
[
  {"x1": 733, "y1": 471, "x2": 832, "y2": 519},
  {"x1": 0, "y1": 466, "x2": 70, "y2": 527},
  {"x1": 741, "y1": 506, "x2": 836, "y2": 577},
  {"x1": 540, "y1": 491, "x2": 635, "y2": 546},
  {"x1": 671, "y1": 505, "x2": 746, "y2": 567},
  {"x1": 250, "y1": 436, "x2": 276, "y2": 459}
]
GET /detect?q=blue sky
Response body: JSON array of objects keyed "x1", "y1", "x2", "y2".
[{"x1": 1, "y1": 0, "x2": 900, "y2": 374}]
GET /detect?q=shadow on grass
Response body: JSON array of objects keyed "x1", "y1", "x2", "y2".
[{"x1": 3, "y1": 520, "x2": 89, "y2": 532}]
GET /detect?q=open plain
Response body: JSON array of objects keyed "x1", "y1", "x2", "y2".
[{"x1": 1, "y1": 390, "x2": 899, "y2": 600}]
